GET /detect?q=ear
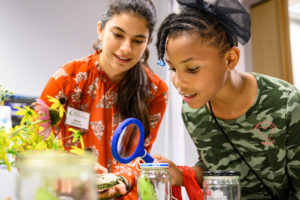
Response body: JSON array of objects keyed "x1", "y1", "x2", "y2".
[
  {"x1": 97, "y1": 21, "x2": 103, "y2": 40},
  {"x1": 225, "y1": 46, "x2": 240, "y2": 71}
]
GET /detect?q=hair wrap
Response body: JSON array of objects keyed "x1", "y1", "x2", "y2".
[{"x1": 176, "y1": 0, "x2": 251, "y2": 46}]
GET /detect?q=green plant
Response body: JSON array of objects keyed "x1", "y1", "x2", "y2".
[
  {"x1": 0, "y1": 96, "x2": 85, "y2": 171},
  {"x1": 0, "y1": 83, "x2": 15, "y2": 106}
]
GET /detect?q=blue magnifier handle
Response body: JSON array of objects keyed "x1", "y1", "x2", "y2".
[{"x1": 142, "y1": 152, "x2": 154, "y2": 163}]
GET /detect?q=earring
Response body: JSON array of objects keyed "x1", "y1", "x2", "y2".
[
  {"x1": 93, "y1": 40, "x2": 102, "y2": 52},
  {"x1": 157, "y1": 59, "x2": 166, "y2": 67},
  {"x1": 99, "y1": 41, "x2": 102, "y2": 51},
  {"x1": 141, "y1": 52, "x2": 147, "y2": 63}
]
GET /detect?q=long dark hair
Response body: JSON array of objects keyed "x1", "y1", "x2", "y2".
[{"x1": 95, "y1": 0, "x2": 157, "y2": 138}]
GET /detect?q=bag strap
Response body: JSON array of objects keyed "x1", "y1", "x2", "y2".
[{"x1": 208, "y1": 101, "x2": 277, "y2": 199}]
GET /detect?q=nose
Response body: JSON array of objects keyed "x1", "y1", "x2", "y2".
[
  {"x1": 171, "y1": 72, "x2": 188, "y2": 91},
  {"x1": 120, "y1": 39, "x2": 132, "y2": 55}
]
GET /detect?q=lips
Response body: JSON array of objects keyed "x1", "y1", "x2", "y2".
[
  {"x1": 180, "y1": 93, "x2": 197, "y2": 102},
  {"x1": 183, "y1": 94, "x2": 196, "y2": 97},
  {"x1": 114, "y1": 54, "x2": 131, "y2": 63}
]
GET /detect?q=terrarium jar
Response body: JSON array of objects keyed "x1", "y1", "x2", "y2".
[
  {"x1": 137, "y1": 163, "x2": 171, "y2": 200},
  {"x1": 16, "y1": 150, "x2": 97, "y2": 200},
  {"x1": 203, "y1": 171, "x2": 241, "y2": 200}
]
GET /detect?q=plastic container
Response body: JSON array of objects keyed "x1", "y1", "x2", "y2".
[
  {"x1": 138, "y1": 163, "x2": 171, "y2": 200},
  {"x1": 203, "y1": 171, "x2": 241, "y2": 200},
  {"x1": 16, "y1": 150, "x2": 97, "y2": 200}
]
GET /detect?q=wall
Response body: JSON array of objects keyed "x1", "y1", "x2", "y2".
[
  {"x1": 0, "y1": 0, "x2": 106, "y2": 97},
  {"x1": 289, "y1": 2, "x2": 300, "y2": 89}
]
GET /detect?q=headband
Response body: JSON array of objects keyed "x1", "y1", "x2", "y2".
[{"x1": 176, "y1": 0, "x2": 251, "y2": 46}]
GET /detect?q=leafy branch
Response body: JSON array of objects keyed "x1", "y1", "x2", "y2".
[
  {"x1": 0, "y1": 96, "x2": 85, "y2": 171},
  {"x1": 0, "y1": 83, "x2": 15, "y2": 106}
]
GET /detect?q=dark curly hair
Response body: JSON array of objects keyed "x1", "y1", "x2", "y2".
[{"x1": 156, "y1": 8, "x2": 234, "y2": 62}]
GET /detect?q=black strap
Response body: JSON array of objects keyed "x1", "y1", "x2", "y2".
[{"x1": 208, "y1": 101, "x2": 277, "y2": 199}]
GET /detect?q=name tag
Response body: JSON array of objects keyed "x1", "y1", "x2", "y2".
[{"x1": 65, "y1": 107, "x2": 90, "y2": 130}]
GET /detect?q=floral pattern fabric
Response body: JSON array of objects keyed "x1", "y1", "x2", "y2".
[{"x1": 40, "y1": 51, "x2": 168, "y2": 199}]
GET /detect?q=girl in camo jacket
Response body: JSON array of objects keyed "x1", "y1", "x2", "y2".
[{"x1": 154, "y1": 0, "x2": 300, "y2": 199}]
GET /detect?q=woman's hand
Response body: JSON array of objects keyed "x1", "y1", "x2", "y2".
[
  {"x1": 94, "y1": 162, "x2": 108, "y2": 174},
  {"x1": 95, "y1": 162, "x2": 128, "y2": 200},
  {"x1": 97, "y1": 177, "x2": 128, "y2": 200},
  {"x1": 56, "y1": 179, "x2": 75, "y2": 194},
  {"x1": 152, "y1": 154, "x2": 183, "y2": 186},
  {"x1": 56, "y1": 162, "x2": 108, "y2": 196}
]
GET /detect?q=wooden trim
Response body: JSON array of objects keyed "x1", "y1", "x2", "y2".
[
  {"x1": 277, "y1": 0, "x2": 293, "y2": 83},
  {"x1": 250, "y1": 0, "x2": 293, "y2": 84},
  {"x1": 250, "y1": 0, "x2": 270, "y2": 8}
]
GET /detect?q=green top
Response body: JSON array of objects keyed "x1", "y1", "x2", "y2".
[{"x1": 182, "y1": 73, "x2": 300, "y2": 200}]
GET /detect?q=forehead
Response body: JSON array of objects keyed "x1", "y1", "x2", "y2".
[
  {"x1": 168, "y1": 31, "x2": 210, "y2": 49},
  {"x1": 105, "y1": 12, "x2": 150, "y2": 37},
  {"x1": 165, "y1": 33, "x2": 220, "y2": 62}
]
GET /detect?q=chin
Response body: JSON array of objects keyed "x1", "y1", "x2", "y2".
[
  {"x1": 186, "y1": 98, "x2": 208, "y2": 109},
  {"x1": 186, "y1": 102, "x2": 202, "y2": 109}
]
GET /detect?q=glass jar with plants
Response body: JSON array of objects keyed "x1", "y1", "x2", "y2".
[{"x1": 0, "y1": 85, "x2": 97, "y2": 199}]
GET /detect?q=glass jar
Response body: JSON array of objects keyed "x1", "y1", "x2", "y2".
[
  {"x1": 137, "y1": 163, "x2": 171, "y2": 200},
  {"x1": 16, "y1": 150, "x2": 97, "y2": 200},
  {"x1": 203, "y1": 171, "x2": 241, "y2": 200}
]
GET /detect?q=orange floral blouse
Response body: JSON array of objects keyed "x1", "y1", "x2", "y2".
[{"x1": 40, "y1": 51, "x2": 168, "y2": 199}]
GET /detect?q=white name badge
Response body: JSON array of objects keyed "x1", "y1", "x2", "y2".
[{"x1": 65, "y1": 107, "x2": 90, "y2": 130}]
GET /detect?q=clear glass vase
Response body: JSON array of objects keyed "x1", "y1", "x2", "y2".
[{"x1": 16, "y1": 150, "x2": 97, "y2": 200}]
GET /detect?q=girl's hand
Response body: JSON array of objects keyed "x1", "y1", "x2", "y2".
[{"x1": 152, "y1": 154, "x2": 183, "y2": 186}]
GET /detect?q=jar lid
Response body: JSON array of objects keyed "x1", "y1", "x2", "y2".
[
  {"x1": 140, "y1": 163, "x2": 169, "y2": 169},
  {"x1": 17, "y1": 150, "x2": 96, "y2": 169},
  {"x1": 203, "y1": 171, "x2": 241, "y2": 176}
]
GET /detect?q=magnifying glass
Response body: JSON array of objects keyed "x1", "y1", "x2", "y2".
[{"x1": 111, "y1": 118, "x2": 154, "y2": 163}]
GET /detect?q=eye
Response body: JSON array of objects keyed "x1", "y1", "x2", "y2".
[
  {"x1": 168, "y1": 67, "x2": 176, "y2": 72},
  {"x1": 186, "y1": 66, "x2": 199, "y2": 73},
  {"x1": 112, "y1": 32, "x2": 123, "y2": 39},
  {"x1": 133, "y1": 39, "x2": 145, "y2": 44}
]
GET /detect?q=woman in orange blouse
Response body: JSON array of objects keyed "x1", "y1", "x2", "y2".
[{"x1": 40, "y1": 0, "x2": 168, "y2": 199}]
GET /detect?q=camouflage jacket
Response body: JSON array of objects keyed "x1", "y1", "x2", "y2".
[{"x1": 182, "y1": 73, "x2": 300, "y2": 200}]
